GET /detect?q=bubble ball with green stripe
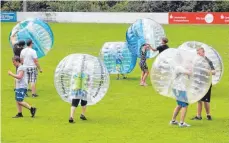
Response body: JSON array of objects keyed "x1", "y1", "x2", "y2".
[
  {"x1": 54, "y1": 54, "x2": 110, "y2": 105},
  {"x1": 9, "y1": 18, "x2": 54, "y2": 58}
]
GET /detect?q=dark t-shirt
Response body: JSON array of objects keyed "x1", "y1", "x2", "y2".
[
  {"x1": 205, "y1": 57, "x2": 215, "y2": 70},
  {"x1": 156, "y1": 44, "x2": 169, "y2": 53},
  {"x1": 13, "y1": 43, "x2": 24, "y2": 57}
]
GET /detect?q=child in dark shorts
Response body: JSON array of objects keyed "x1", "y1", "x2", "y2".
[{"x1": 192, "y1": 47, "x2": 215, "y2": 121}]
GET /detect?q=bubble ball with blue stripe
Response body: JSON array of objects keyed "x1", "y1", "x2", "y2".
[
  {"x1": 100, "y1": 42, "x2": 137, "y2": 74},
  {"x1": 9, "y1": 18, "x2": 54, "y2": 58},
  {"x1": 126, "y1": 18, "x2": 166, "y2": 58}
]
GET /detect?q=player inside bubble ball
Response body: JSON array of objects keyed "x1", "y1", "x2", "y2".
[
  {"x1": 69, "y1": 72, "x2": 90, "y2": 123},
  {"x1": 169, "y1": 60, "x2": 192, "y2": 127},
  {"x1": 116, "y1": 50, "x2": 127, "y2": 80},
  {"x1": 191, "y1": 47, "x2": 215, "y2": 121}
]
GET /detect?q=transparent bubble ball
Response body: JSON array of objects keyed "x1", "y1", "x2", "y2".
[
  {"x1": 54, "y1": 54, "x2": 110, "y2": 105},
  {"x1": 126, "y1": 18, "x2": 166, "y2": 58},
  {"x1": 178, "y1": 41, "x2": 223, "y2": 85},
  {"x1": 100, "y1": 42, "x2": 137, "y2": 74},
  {"x1": 150, "y1": 48, "x2": 212, "y2": 104},
  {"x1": 9, "y1": 18, "x2": 54, "y2": 58}
]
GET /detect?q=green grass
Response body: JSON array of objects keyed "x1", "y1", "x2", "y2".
[{"x1": 1, "y1": 23, "x2": 229, "y2": 143}]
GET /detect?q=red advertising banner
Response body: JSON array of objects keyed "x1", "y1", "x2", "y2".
[{"x1": 169, "y1": 12, "x2": 229, "y2": 24}]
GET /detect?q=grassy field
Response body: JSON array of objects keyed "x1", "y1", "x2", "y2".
[{"x1": 1, "y1": 23, "x2": 229, "y2": 143}]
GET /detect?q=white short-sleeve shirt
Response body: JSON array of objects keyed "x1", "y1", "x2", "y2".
[
  {"x1": 20, "y1": 48, "x2": 37, "y2": 68},
  {"x1": 16, "y1": 65, "x2": 28, "y2": 89}
]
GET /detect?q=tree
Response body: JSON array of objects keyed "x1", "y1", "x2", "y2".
[{"x1": 1, "y1": 1, "x2": 22, "y2": 11}]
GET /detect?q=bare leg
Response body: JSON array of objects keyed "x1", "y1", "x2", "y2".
[
  {"x1": 16, "y1": 102, "x2": 22, "y2": 113},
  {"x1": 204, "y1": 102, "x2": 210, "y2": 115},
  {"x1": 180, "y1": 106, "x2": 188, "y2": 123},
  {"x1": 197, "y1": 101, "x2": 202, "y2": 117},
  {"x1": 142, "y1": 71, "x2": 149, "y2": 85},
  {"x1": 140, "y1": 72, "x2": 144, "y2": 84},
  {"x1": 172, "y1": 105, "x2": 181, "y2": 121},
  {"x1": 70, "y1": 106, "x2": 76, "y2": 118},
  {"x1": 81, "y1": 106, "x2": 86, "y2": 116},
  {"x1": 117, "y1": 74, "x2": 120, "y2": 79},
  {"x1": 31, "y1": 82, "x2": 36, "y2": 95},
  {"x1": 18, "y1": 101, "x2": 31, "y2": 110}
]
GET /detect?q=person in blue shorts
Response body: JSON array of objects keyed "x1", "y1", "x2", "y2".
[
  {"x1": 8, "y1": 56, "x2": 37, "y2": 118},
  {"x1": 170, "y1": 66, "x2": 191, "y2": 127}
]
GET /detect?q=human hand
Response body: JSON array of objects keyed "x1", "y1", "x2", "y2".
[
  {"x1": 211, "y1": 70, "x2": 216, "y2": 75},
  {"x1": 8, "y1": 70, "x2": 13, "y2": 76}
]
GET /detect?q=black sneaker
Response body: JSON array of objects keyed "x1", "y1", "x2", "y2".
[
  {"x1": 69, "y1": 117, "x2": 74, "y2": 123},
  {"x1": 207, "y1": 115, "x2": 212, "y2": 120},
  {"x1": 80, "y1": 114, "x2": 87, "y2": 120},
  {"x1": 32, "y1": 94, "x2": 38, "y2": 98},
  {"x1": 30, "y1": 107, "x2": 37, "y2": 117},
  {"x1": 191, "y1": 116, "x2": 202, "y2": 120},
  {"x1": 12, "y1": 113, "x2": 23, "y2": 118}
]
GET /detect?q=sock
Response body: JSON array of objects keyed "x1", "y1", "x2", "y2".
[{"x1": 18, "y1": 112, "x2": 22, "y2": 115}]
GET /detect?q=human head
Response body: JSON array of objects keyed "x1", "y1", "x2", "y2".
[
  {"x1": 18, "y1": 40, "x2": 25, "y2": 48},
  {"x1": 161, "y1": 37, "x2": 168, "y2": 44},
  {"x1": 12, "y1": 56, "x2": 21, "y2": 67},
  {"x1": 197, "y1": 47, "x2": 205, "y2": 57},
  {"x1": 26, "y1": 39, "x2": 33, "y2": 47}
]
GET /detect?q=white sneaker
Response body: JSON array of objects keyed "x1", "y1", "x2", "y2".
[
  {"x1": 169, "y1": 120, "x2": 179, "y2": 125},
  {"x1": 179, "y1": 122, "x2": 191, "y2": 127}
]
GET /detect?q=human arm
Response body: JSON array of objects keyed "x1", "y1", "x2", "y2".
[
  {"x1": 8, "y1": 70, "x2": 24, "y2": 80},
  {"x1": 10, "y1": 31, "x2": 18, "y2": 46},
  {"x1": 32, "y1": 51, "x2": 42, "y2": 73},
  {"x1": 146, "y1": 44, "x2": 157, "y2": 51},
  {"x1": 175, "y1": 66, "x2": 191, "y2": 76},
  {"x1": 34, "y1": 58, "x2": 42, "y2": 73},
  {"x1": 209, "y1": 61, "x2": 216, "y2": 75}
]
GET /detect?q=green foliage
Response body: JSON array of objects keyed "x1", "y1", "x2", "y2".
[
  {"x1": 1, "y1": 1, "x2": 229, "y2": 12},
  {"x1": 1, "y1": 1, "x2": 22, "y2": 12}
]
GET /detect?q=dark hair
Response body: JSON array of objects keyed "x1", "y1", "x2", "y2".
[
  {"x1": 12, "y1": 56, "x2": 21, "y2": 63},
  {"x1": 18, "y1": 40, "x2": 25, "y2": 47},
  {"x1": 26, "y1": 39, "x2": 33, "y2": 46},
  {"x1": 162, "y1": 37, "x2": 168, "y2": 43}
]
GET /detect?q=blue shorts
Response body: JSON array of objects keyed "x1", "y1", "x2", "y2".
[
  {"x1": 76, "y1": 89, "x2": 87, "y2": 97},
  {"x1": 172, "y1": 89, "x2": 189, "y2": 107},
  {"x1": 116, "y1": 59, "x2": 122, "y2": 64},
  {"x1": 176, "y1": 100, "x2": 188, "y2": 107},
  {"x1": 15, "y1": 88, "x2": 27, "y2": 102}
]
